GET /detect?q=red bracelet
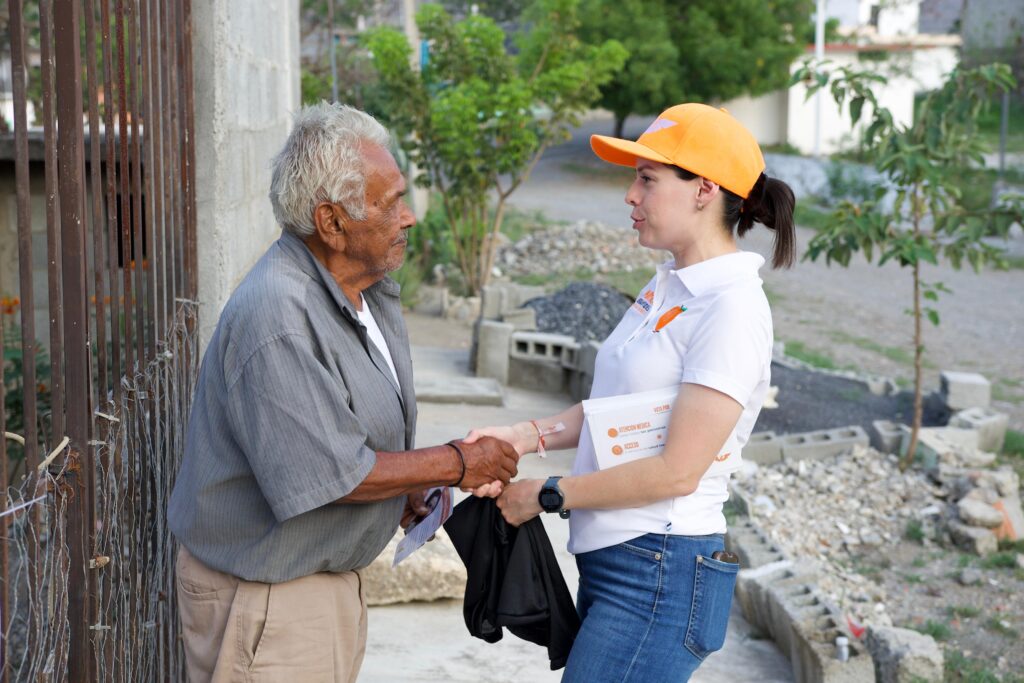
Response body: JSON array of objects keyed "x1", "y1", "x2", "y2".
[{"x1": 530, "y1": 420, "x2": 546, "y2": 457}]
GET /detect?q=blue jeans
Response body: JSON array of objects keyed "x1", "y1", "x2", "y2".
[{"x1": 562, "y1": 534, "x2": 737, "y2": 682}]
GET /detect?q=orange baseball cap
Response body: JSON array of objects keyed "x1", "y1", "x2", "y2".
[{"x1": 590, "y1": 103, "x2": 766, "y2": 198}]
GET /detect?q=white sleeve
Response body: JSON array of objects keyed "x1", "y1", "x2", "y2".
[{"x1": 680, "y1": 290, "x2": 772, "y2": 407}]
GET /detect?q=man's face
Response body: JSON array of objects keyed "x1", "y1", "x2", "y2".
[{"x1": 343, "y1": 143, "x2": 415, "y2": 276}]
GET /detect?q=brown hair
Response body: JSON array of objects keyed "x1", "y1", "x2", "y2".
[{"x1": 673, "y1": 168, "x2": 796, "y2": 269}]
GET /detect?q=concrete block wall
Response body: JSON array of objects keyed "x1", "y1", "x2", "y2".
[
  {"x1": 193, "y1": 1, "x2": 301, "y2": 349},
  {"x1": 728, "y1": 518, "x2": 874, "y2": 683},
  {"x1": 780, "y1": 426, "x2": 870, "y2": 462}
]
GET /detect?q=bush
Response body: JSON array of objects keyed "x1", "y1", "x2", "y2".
[{"x1": 2, "y1": 303, "x2": 53, "y2": 482}]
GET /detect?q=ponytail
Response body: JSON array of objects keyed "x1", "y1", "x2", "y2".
[
  {"x1": 736, "y1": 174, "x2": 796, "y2": 269},
  {"x1": 672, "y1": 167, "x2": 796, "y2": 269}
]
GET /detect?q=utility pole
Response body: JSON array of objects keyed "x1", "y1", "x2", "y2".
[
  {"x1": 813, "y1": 0, "x2": 826, "y2": 158},
  {"x1": 329, "y1": 0, "x2": 339, "y2": 102}
]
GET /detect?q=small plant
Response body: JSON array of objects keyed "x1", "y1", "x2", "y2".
[
  {"x1": 904, "y1": 573, "x2": 923, "y2": 584},
  {"x1": 911, "y1": 555, "x2": 926, "y2": 568},
  {"x1": 980, "y1": 552, "x2": 1017, "y2": 570},
  {"x1": 792, "y1": 61, "x2": 1024, "y2": 470},
  {"x1": 985, "y1": 617, "x2": 1020, "y2": 639},
  {"x1": 905, "y1": 520, "x2": 925, "y2": 543},
  {"x1": 1004, "y1": 429, "x2": 1024, "y2": 458},
  {"x1": 914, "y1": 619, "x2": 951, "y2": 641},
  {"x1": 784, "y1": 340, "x2": 838, "y2": 370},
  {"x1": 947, "y1": 605, "x2": 981, "y2": 619},
  {"x1": 945, "y1": 649, "x2": 1005, "y2": 682}
]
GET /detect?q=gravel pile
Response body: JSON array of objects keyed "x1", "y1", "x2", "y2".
[
  {"x1": 523, "y1": 282, "x2": 633, "y2": 343},
  {"x1": 734, "y1": 445, "x2": 942, "y2": 629},
  {"x1": 495, "y1": 219, "x2": 664, "y2": 278}
]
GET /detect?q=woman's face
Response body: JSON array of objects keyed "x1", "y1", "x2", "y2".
[{"x1": 625, "y1": 160, "x2": 697, "y2": 254}]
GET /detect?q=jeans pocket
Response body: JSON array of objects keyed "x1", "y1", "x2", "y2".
[{"x1": 683, "y1": 555, "x2": 738, "y2": 660}]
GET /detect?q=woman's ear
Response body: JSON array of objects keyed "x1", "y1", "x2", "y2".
[{"x1": 696, "y1": 177, "x2": 721, "y2": 207}]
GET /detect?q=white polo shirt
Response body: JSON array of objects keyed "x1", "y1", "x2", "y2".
[{"x1": 568, "y1": 251, "x2": 773, "y2": 555}]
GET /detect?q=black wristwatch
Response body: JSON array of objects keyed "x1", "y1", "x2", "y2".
[{"x1": 539, "y1": 476, "x2": 570, "y2": 519}]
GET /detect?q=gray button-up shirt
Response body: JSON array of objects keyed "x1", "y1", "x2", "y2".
[{"x1": 169, "y1": 231, "x2": 417, "y2": 583}]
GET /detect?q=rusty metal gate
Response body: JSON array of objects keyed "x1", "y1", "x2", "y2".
[{"x1": 1, "y1": 0, "x2": 196, "y2": 679}]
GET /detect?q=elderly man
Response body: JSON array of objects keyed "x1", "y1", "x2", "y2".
[{"x1": 168, "y1": 103, "x2": 519, "y2": 683}]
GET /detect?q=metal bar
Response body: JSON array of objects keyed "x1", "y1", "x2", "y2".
[
  {"x1": 100, "y1": 0, "x2": 123, "y2": 401},
  {"x1": 182, "y1": 0, "x2": 198, "y2": 301},
  {"x1": 139, "y1": 0, "x2": 159, "y2": 360},
  {"x1": 6, "y1": 0, "x2": 39, "y2": 677},
  {"x1": 158, "y1": 0, "x2": 176, "y2": 312},
  {"x1": 7, "y1": 0, "x2": 38, "y2": 475},
  {"x1": 40, "y1": 0, "x2": 65, "y2": 442},
  {"x1": 54, "y1": 0, "x2": 94, "y2": 679},
  {"x1": 115, "y1": 0, "x2": 135, "y2": 376},
  {"x1": 127, "y1": 0, "x2": 146, "y2": 369},
  {"x1": 146, "y1": 0, "x2": 165, "y2": 342},
  {"x1": 0, "y1": 337, "x2": 5, "y2": 683},
  {"x1": 172, "y1": 0, "x2": 185, "y2": 300},
  {"x1": 84, "y1": 0, "x2": 110, "y2": 406}
]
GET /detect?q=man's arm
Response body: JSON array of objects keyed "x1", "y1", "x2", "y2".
[{"x1": 337, "y1": 436, "x2": 519, "y2": 503}]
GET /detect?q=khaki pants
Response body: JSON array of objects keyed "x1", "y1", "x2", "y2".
[{"x1": 176, "y1": 546, "x2": 367, "y2": 683}]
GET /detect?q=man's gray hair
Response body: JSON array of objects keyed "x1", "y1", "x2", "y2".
[{"x1": 269, "y1": 102, "x2": 392, "y2": 237}]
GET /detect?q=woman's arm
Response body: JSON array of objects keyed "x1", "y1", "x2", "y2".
[
  {"x1": 466, "y1": 402, "x2": 585, "y2": 455},
  {"x1": 496, "y1": 383, "x2": 742, "y2": 524}
]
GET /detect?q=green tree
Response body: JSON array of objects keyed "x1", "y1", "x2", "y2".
[
  {"x1": 580, "y1": 0, "x2": 813, "y2": 137},
  {"x1": 792, "y1": 61, "x2": 1024, "y2": 468},
  {"x1": 368, "y1": 0, "x2": 627, "y2": 294}
]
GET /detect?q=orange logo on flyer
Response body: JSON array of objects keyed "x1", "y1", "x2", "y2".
[{"x1": 612, "y1": 445, "x2": 623, "y2": 456}]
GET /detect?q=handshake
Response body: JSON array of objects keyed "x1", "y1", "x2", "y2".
[{"x1": 449, "y1": 422, "x2": 540, "y2": 497}]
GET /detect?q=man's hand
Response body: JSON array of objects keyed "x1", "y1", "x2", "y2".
[
  {"x1": 496, "y1": 478, "x2": 544, "y2": 526},
  {"x1": 454, "y1": 436, "x2": 519, "y2": 490},
  {"x1": 400, "y1": 490, "x2": 431, "y2": 530}
]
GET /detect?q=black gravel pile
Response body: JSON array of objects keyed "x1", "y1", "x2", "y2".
[
  {"x1": 754, "y1": 362, "x2": 951, "y2": 436},
  {"x1": 523, "y1": 282, "x2": 633, "y2": 343}
]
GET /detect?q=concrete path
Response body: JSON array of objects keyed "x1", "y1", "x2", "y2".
[{"x1": 359, "y1": 346, "x2": 794, "y2": 682}]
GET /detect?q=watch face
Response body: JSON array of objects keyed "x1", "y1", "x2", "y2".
[{"x1": 539, "y1": 489, "x2": 562, "y2": 511}]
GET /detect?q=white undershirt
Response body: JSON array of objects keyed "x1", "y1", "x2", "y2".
[{"x1": 357, "y1": 295, "x2": 400, "y2": 387}]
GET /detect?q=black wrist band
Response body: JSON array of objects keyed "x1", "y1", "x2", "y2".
[{"x1": 447, "y1": 441, "x2": 466, "y2": 487}]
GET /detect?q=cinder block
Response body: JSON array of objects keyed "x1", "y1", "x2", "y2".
[
  {"x1": 480, "y1": 284, "x2": 506, "y2": 320},
  {"x1": 950, "y1": 407, "x2": 1009, "y2": 453},
  {"x1": 744, "y1": 431, "x2": 783, "y2": 465},
  {"x1": 870, "y1": 419, "x2": 904, "y2": 454},
  {"x1": 940, "y1": 370, "x2": 991, "y2": 410},
  {"x1": 577, "y1": 341, "x2": 601, "y2": 377},
  {"x1": 475, "y1": 321, "x2": 514, "y2": 384},
  {"x1": 861, "y1": 374, "x2": 896, "y2": 397},
  {"x1": 781, "y1": 426, "x2": 870, "y2": 462},
  {"x1": 510, "y1": 332, "x2": 577, "y2": 363},
  {"x1": 504, "y1": 284, "x2": 545, "y2": 309},
  {"x1": 507, "y1": 357, "x2": 567, "y2": 394},
  {"x1": 726, "y1": 518, "x2": 786, "y2": 569},
  {"x1": 734, "y1": 560, "x2": 793, "y2": 636},
  {"x1": 900, "y1": 426, "x2": 983, "y2": 470},
  {"x1": 412, "y1": 285, "x2": 448, "y2": 316},
  {"x1": 501, "y1": 307, "x2": 537, "y2": 331}
]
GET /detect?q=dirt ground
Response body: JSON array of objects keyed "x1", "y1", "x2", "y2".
[{"x1": 858, "y1": 540, "x2": 1024, "y2": 680}]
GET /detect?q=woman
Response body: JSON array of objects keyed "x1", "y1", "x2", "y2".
[{"x1": 466, "y1": 103, "x2": 796, "y2": 681}]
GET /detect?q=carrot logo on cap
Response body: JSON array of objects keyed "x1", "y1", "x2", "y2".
[{"x1": 644, "y1": 119, "x2": 677, "y2": 135}]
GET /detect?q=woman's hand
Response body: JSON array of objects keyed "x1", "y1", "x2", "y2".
[
  {"x1": 496, "y1": 478, "x2": 544, "y2": 527},
  {"x1": 462, "y1": 422, "x2": 539, "y2": 497},
  {"x1": 464, "y1": 422, "x2": 538, "y2": 456}
]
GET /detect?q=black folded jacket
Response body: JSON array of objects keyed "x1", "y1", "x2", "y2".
[{"x1": 444, "y1": 496, "x2": 581, "y2": 670}]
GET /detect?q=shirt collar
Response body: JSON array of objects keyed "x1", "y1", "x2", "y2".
[
  {"x1": 275, "y1": 230, "x2": 401, "y2": 318},
  {"x1": 658, "y1": 251, "x2": 765, "y2": 298}
]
